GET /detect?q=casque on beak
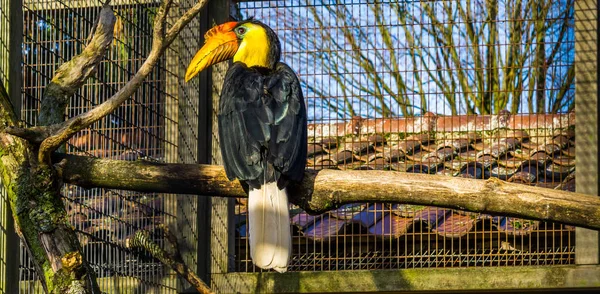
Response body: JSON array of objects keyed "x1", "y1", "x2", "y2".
[{"x1": 185, "y1": 21, "x2": 239, "y2": 82}]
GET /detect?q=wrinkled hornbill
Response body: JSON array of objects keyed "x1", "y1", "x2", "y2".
[{"x1": 185, "y1": 19, "x2": 307, "y2": 273}]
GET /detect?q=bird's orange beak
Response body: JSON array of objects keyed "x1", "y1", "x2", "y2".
[{"x1": 185, "y1": 21, "x2": 239, "y2": 82}]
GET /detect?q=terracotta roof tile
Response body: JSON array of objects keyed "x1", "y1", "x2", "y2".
[
  {"x1": 404, "y1": 148, "x2": 430, "y2": 162},
  {"x1": 412, "y1": 207, "x2": 449, "y2": 229},
  {"x1": 397, "y1": 139, "x2": 422, "y2": 154},
  {"x1": 457, "y1": 149, "x2": 478, "y2": 161},
  {"x1": 496, "y1": 156, "x2": 524, "y2": 169},
  {"x1": 490, "y1": 166, "x2": 518, "y2": 180},
  {"x1": 304, "y1": 217, "x2": 347, "y2": 241},
  {"x1": 368, "y1": 214, "x2": 414, "y2": 238},
  {"x1": 389, "y1": 161, "x2": 412, "y2": 172},
  {"x1": 477, "y1": 143, "x2": 509, "y2": 159},
  {"x1": 319, "y1": 137, "x2": 338, "y2": 149},
  {"x1": 407, "y1": 164, "x2": 431, "y2": 174},
  {"x1": 307, "y1": 143, "x2": 324, "y2": 157},
  {"x1": 330, "y1": 150, "x2": 355, "y2": 164},
  {"x1": 436, "y1": 168, "x2": 456, "y2": 177},
  {"x1": 423, "y1": 147, "x2": 456, "y2": 162},
  {"x1": 432, "y1": 213, "x2": 477, "y2": 238},
  {"x1": 551, "y1": 155, "x2": 575, "y2": 166},
  {"x1": 497, "y1": 218, "x2": 540, "y2": 236},
  {"x1": 368, "y1": 134, "x2": 386, "y2": 145},
  {"x1": 528, "y1": 151, "x2": 552, "y2": 162},
  {"x1": 379, "y1": 145, "x2": 406, "y2": 162},
  {"x1": 508, "y1": 171, "x2": 537, "y2": 184},
  {"x1": 236, "y1": 113, "x2": 577, "y2": 241},
  {"x1": 459, "y1": 162, "x2": 487, "y2": 179},
  {"x1": 475, "y1": 154, "x2": 496, "y2": 170},
  {"x1": 509, "y1": 113, "x2": 575, "y2": 130},
  {"x1": 340, "y1": 141, "x2": 373, "y2": 155},
  {"x1": 562, "y1": 146, "x2": 575, "y2": 157},
  {"x1": 437, "y1": 138, "x2": 470, "y2": 151},
  {"x1": 442, "y1": 160, "x2": 464, "y2": 171},
  {"x1": 351, "y1": 204, "x2": 387, "y2": 228}
]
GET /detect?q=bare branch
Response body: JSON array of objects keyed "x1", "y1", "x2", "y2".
[
  {"x1": 165, "y1": 0, "x2": 209, "y2": 44},
  {"x1": 3, "y1": 125, "x2": 54, "y2": 144},
  {"x1": 38, "y1": 0, "x2": 209, "y2": 164},
  {"x1": 0, "y1": 80, "x2": 19, "y2": 125},
  {"x1": 57, "y1": 154, "x2": 600, "y2": 231},
  {"x1": 127, "y1": 230, "x2": 213, "y2": 294},
  {"x1": 32, "y1": 4, "x2": 116, "y2": 165},
  {"x1": 39, "y1": 4, "x2": 116, "y2": 127}
]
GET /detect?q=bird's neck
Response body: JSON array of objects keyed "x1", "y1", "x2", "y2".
[{"x1": 234, "y1": 26, "x2": 276, "y2": 69}]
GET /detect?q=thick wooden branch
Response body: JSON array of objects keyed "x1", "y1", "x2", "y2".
[{"x1": 57, "y1": 154, "x2": 600, "y2": 231}]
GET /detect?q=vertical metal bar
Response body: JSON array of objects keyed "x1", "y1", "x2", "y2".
[
  {"x1": 574, "y1": 0, "x2": 599, "y2": 265},
  {"x1": 4, "y1": 0, "x2": 24, "y2": 292},
  {"x1": 195, "y1": 0, "x2": 214, "y2": 283}
]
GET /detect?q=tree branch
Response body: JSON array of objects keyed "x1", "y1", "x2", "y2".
[
  {"x1": 37, "y1": 0, "x2": 208, "y2": 165},
  {"x1": 127, "y1": 229, "x2": 213, "y2": 294},
  {"x1": 56, "y1": 154, "x2": 600, "y2": 231},
  {"x1": 8, "y1": 4, "x2": 115, "y2": 166},
  {"x1": 3, "y1": 125, "x2": 54, "y2": 144}
]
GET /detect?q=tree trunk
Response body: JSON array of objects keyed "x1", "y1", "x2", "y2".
[{"x1": 0, "y1": 5, "x2": 117, "y2": 293}]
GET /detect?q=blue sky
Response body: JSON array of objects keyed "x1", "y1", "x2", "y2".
[{"x1": 238, "y1": 0, "x2": 575, "y2": 122}]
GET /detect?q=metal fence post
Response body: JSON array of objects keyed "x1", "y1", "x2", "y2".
[
  {"x1": 1, "y1": 0, "x2": 23, "y2": 292},
  {"x1": 575, "y1": 0, "x2": 599, "y2": 265}
]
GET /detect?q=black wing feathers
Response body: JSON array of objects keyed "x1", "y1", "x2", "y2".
[{"x1": 219, "y1": 62, "x2": 307, "y2": 189}]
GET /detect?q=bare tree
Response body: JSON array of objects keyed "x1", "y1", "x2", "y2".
[{"x1": 267, "y1": 0, "x2": 574, "y2": 118}]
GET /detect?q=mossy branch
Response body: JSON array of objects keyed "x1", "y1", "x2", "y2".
[{"x1": 56, "y1": 153, "x2": 600, "y2": 231}]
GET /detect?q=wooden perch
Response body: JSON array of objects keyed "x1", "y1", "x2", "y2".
[
  {"x1": 127, "y1": 230, "x2": 213, "y2": 294},
  {"x1": 57, "y1": 154, "x2": 600, "y2": 231}
]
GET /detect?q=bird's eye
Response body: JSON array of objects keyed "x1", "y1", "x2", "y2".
[{"x1": 237, "y1": 27, "x2": 246, "y2": 35}]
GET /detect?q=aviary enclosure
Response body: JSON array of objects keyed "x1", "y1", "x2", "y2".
[{"x1": 0, "y1": 0, "x2": 597, "y2": 293}]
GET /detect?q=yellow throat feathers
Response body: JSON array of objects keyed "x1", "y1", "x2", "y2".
[{"x1": 233, "y1": 23, "x2": 272, "y2": 68}]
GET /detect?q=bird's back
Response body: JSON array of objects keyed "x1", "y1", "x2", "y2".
[{"x1": 218, "y1": 62, "x2": 307, "y2": 189}]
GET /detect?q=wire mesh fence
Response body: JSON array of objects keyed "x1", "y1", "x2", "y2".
[
  {"x1": 0, "y1": 0, "x2": 583, "y2": 292},
  {"x1": 233, "y1": 0, "x2": 576, "y2": 273},
  {"x1": 0, "y1": 0, "x2": 16, "y2": 292},
  {"x1": 18, "y1": 0, "x2": 201, "y2": 292}
]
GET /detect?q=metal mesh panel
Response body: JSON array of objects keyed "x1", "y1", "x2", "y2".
[
  {"x1": 0, "y1": 0, "x2": 17, "y2": 292},
  {"x1": 19, "y1": 0, "x2": 197, "y2": 292},
  {"x1": 0, "y1": 184, "x2": 8, "y2": 294},
  {"x1": 233, "y1": 0, "x2": 576, "y2": 272},
  {"x1": 175, "y1": 0, "x2": 203, "y2": 290}
]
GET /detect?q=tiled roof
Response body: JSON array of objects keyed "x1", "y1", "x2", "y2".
[{"x1": 236, "y1": 112, "x2": 576, "y2": 240}]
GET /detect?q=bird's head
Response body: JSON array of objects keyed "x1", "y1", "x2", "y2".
[{"x1": 185, "y1": 19, "x2": 281, "y2": 82}]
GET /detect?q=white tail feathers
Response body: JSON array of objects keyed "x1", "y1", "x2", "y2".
[{"x1": 248, "y1": 182, "x2": 291, "y2": 273}]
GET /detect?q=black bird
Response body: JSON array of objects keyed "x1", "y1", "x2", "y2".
[{"x1": 185, "y1": 19, "x2": 307, "y2": 272}]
